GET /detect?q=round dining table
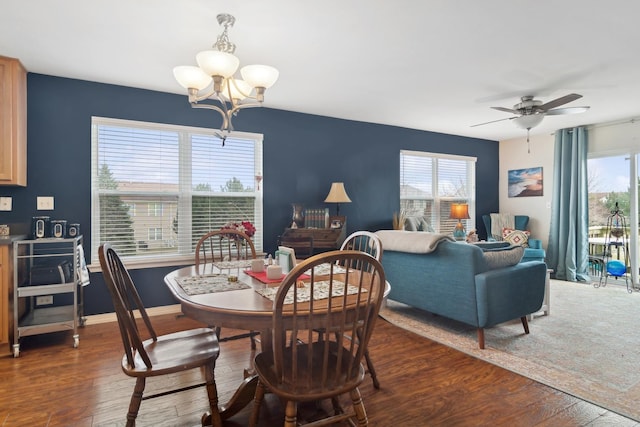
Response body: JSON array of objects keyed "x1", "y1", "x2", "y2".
[
  {"x1": 164, "y1": 260, "x2": 391, "y2": 422},
  {"x1": 164, "y1": 261, "x2": 278, "y2": 421}
]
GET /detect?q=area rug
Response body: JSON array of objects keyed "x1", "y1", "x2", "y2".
[{"x1": 379, "y1": 279, "x2": 640, "y2": 421}]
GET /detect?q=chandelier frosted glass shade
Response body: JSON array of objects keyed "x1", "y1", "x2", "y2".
[
  {"x1": 221, "y1": 78, "x2": 252, "y2": 101},
  {"x1": 172, "y1": 13, "x2": 279, "y2": 133},
  {"x1": 196, "y1": 50, "x2": 240, "y2": 78},
  {"x1": 241, "y1": 65, "x2": 280, "y2": 89},
  {"x1": 173, "y1": 66, "x2": 213, "y2": 91}
]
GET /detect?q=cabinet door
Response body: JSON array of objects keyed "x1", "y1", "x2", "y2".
[
  {"x1": 0, "y1": 56, "x2": 27, "y2": 186},
  {"x1": 0, "y1": 246, "x2": 8, "y2": 352}
]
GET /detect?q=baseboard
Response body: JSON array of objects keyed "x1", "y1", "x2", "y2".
[{"x1": 84, "y1": 304, "x2": 182, "y2": 325}]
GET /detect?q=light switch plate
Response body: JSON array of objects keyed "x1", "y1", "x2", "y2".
[
  {"x1": 0, "y1": 197, "x2": 11, "y2": 211},
  {"x1": 37, "y1": 196, "x2": 55, "y2": 210}
]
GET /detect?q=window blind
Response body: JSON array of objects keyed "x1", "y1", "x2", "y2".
[
  {"x1": 91, "y1": 117, "x2": 263, "y2": 264},
  {"x1": 400, "y1": 150, "x2": 476, "y2": 234}
]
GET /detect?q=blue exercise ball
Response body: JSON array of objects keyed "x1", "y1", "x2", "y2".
[{"x1": 606, "y1": 260, "x2": 626, "y2": 277}]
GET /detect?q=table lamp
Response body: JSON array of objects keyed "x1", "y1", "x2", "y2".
[
  {"x1": 324, "y1": 182, "x2": 352, "y2": 216},
  {"x1": 450, "y1": 203, "x2": 469, "y2": 241}
]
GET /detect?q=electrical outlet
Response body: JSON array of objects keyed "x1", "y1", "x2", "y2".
[
  {"x1": 36, "y1": 295, "x2": 53, "y2": 305},
  {"x1": 0, "y1": 197, "x2": 11, "y2": 211},
  {"x1": 37, "y1": 196, "x2": 55, "y2": 210}
]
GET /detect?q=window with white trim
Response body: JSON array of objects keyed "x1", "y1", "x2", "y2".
[
  {"x1": 91, "y1": 117, "x2": 263, "y2": 265},
  {"x1": 400, "y1": 150, "x2": 476, "y2": 234}
]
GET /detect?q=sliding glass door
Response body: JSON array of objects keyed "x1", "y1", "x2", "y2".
[{"x1": 588, "y1": 154, "x2": 639, "y2": 288}]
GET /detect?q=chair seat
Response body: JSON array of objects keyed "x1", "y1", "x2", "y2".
[
  {"x1": 253, "y1": 341, "x2": 365, "y2": 402},
  {"x1": 124, "y1": 328, "x2": 220, "y2": 377}
]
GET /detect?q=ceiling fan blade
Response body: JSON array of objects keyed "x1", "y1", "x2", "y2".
[
  {"x1": 539, "y1": 93, "x2": 582, "y2": 111},
  {"x1": 545, "y1": 106, "x2": 590, "y2": 116},
  {"x1": 471, "y1": 116, "x2": 516, "y2": 127},
  {"x1": 491, "y1": 106, "x2": 519, "y2": 114}
]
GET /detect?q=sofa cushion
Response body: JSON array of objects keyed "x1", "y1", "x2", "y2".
[
  {"x1": 479, "y1": 244, "x2": 525, "y2": 270},
  {"x1": 502, "y1": 228, "x2": 530, "y2": 247},
  {"x1": 404, "y1": 216, "x2": 433, "y2": 232}
]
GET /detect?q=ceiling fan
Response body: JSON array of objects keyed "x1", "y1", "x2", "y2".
[
  {"x1": 472, "y1": 93, "x2": 590, "y2": 152},
  {"x1": 472, "y1": 93, "x2": 590, "y2": 130}
]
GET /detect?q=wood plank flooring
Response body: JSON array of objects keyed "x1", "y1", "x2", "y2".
[{"x1": 1, "y1": 313, "x2": 638, "y2": 427}]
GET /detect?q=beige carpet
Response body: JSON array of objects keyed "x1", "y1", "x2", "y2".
[{"x1": 379, "y1": 279, "x2": 640, "y2": 421}]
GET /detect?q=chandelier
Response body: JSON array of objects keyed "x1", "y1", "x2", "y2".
[{"x1": 173, "y1": 13, "x2": 279, "y2": 133}]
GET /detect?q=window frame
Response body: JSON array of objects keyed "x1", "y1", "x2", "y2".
[
  {"x1": 90, "y1": 117, "x2": 263, "y2": 269},
  {"x1": 399, "y1": 149, "x2": 476, "y2": 234}
]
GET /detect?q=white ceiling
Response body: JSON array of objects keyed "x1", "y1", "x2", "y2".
[{"x1": 2, "y1": 1, "x2": 639, "y2": 142}]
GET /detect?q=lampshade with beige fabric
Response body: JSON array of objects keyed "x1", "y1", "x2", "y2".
[{"x1": 324, "y1": 182, "x2": 352, "y2": 215}]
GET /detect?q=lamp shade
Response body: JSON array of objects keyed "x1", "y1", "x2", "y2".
[
  {"x1": 196, "y1": 50, "x2": 240, "y2": 78},
  {"x1": 221, "y1": 78, "x2": 252, "y2": 101},
  {"x1": 450, "y1": 203, "x2": 470, "y2": 220},
  {"x1": 324, "y1": 182, "x2": 352, "y2": 203},
  {"x1": 241, "y1": 64, "x2": 279, "y2": 89},
  {"x1": 173, "y1": 66, "x2": 213, "y2": 90}
]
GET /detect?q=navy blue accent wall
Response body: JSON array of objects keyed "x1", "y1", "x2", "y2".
[{"x1": 1, "y1": 73, "x2": 499, "y2": 315}]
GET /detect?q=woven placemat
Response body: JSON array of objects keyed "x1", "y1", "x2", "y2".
[
  {"x1": 176, "y1": 273, "x2": 250, "y2": 296},
  {"x1": 256, "y1": 280, "x2": 364, "y2": 304}
]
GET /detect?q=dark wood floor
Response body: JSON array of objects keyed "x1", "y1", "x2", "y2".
[{"x1": 1, "y1": 313, "x2": 638, "y2": 427}]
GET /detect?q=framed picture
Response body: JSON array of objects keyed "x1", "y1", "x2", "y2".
[
  {"x1": 508, "y1": 167, "x2": 543, "y2": 197},
  {"x1": 330, "y1": 219, "x2": 343, "y2": 229}
]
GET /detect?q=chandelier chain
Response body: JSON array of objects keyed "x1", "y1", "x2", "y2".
[{"x1": 213, "y1": 13, "x2": 236, "y2": 53}]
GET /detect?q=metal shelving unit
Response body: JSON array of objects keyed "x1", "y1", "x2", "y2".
[{"x1": 12, "y1": 236, "x2": 84, "y2": 357}]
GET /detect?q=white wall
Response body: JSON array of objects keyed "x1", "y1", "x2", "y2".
[
  {"x1": 499, "y1": 133, "x2": 555, "y2": 247},
  {"x1": 498, "y1": 119, "x2": 640, "y2": 250}
]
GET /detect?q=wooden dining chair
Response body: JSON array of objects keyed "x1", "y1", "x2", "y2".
[
  {"x1": 195, "y1": 229, "x2": 259, "y2": 349},
  {"x1": 249, "y1": 250, "x2": 386, "y2": 427},
  {"x1": 99, "y1": 243, "x2": 222, "y2": 427},
  {"x1": 195, "y1": 229, "x2": 257, "y2": 266},
  {"x1": 340, "y1": 231, "x2": 384, "y2": 389}
]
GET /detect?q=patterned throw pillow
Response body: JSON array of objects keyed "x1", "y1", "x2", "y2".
[
  {"x1": 502, "y1": 228, "x2": 530, "y2": 247},
  {"x1": 481, "y1": 245, "x2": 525, "y2": 270}
]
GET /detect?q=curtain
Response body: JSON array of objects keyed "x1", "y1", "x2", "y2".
[{"x1": 547, "y1": 127, "x2": 590, "y2": 281}]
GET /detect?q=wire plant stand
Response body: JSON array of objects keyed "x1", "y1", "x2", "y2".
[{"x1": 593, "y1": 202, "x2": 632, "y2": 293}]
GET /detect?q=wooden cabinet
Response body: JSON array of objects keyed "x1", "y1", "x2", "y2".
[
  {"x1": 281, "y1": 216, "x2": 347, "y2": 253},
  {"x1": 0, "y1": 55, "x2": 27, "y2": 186}
]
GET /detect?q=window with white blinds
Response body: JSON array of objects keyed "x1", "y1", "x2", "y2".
[
  {"x1": 91, "y1": 117, "x2": 263, "y2": 265},
  {"x1": 400, "y1": 150, "x2": 476, "y2": 234}
]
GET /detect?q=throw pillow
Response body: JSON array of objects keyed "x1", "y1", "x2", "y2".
[
  {"x1": 481, "y1": 245, "x2": 525, "y2": 270},
  {"x1": 404, "y1": 216, "x2": 420, "y2": 231},
  {"x1": 502, "y1": 228, "x2": 530, "y2": 247}
]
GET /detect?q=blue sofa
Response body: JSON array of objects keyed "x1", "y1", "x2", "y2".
[
  {"x1": 375, "y1": 230, "x2": 547, "y2": 349},
  {"x1": 481, "y1": 214, "x2": 546, "y2": 263}
]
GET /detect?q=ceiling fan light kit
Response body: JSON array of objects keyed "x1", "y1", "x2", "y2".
[{"x1": 173, "y1": 13, "x2": 279, "y2": 134}]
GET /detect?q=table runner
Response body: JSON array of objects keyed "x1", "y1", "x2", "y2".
[
  {"x1": 255, "y1": 280, "x2": 364, "y2": 304},
  {"x1": 176, "y1": 273, "x2": 250, "y2": 296},
  {"x1": 213, "y1": 259, "x2": 254, "y2": 270}
]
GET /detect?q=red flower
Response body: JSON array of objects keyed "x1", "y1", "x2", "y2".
[{"x1": 221, "y1": 221, "x2": 256, "y2": 238}]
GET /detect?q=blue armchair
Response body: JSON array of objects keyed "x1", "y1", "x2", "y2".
[{"x1": 482, "y1": 214, "x2": 546, "y2": 263}]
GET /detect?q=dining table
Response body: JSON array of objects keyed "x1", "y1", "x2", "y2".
[
  {"x1": 164, "y1": 258, "x2": 391, "y2": 423},
  {"x1": 164, "y1": 259, "x2": 280, "y2": 421}
]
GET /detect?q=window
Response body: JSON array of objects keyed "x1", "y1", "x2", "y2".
[
  {"x1": 148, "y1": 202, "x2": 163, "y2": 216},
  {"x1": 91, "y1": 117, "x2": 263, "y2": 266},
  {"x1": 148, "y1": 227, "x2": 163, "y2": 241},
  {"x1": 400, "y1": 150, "x2": 476, "y2": 234}
]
